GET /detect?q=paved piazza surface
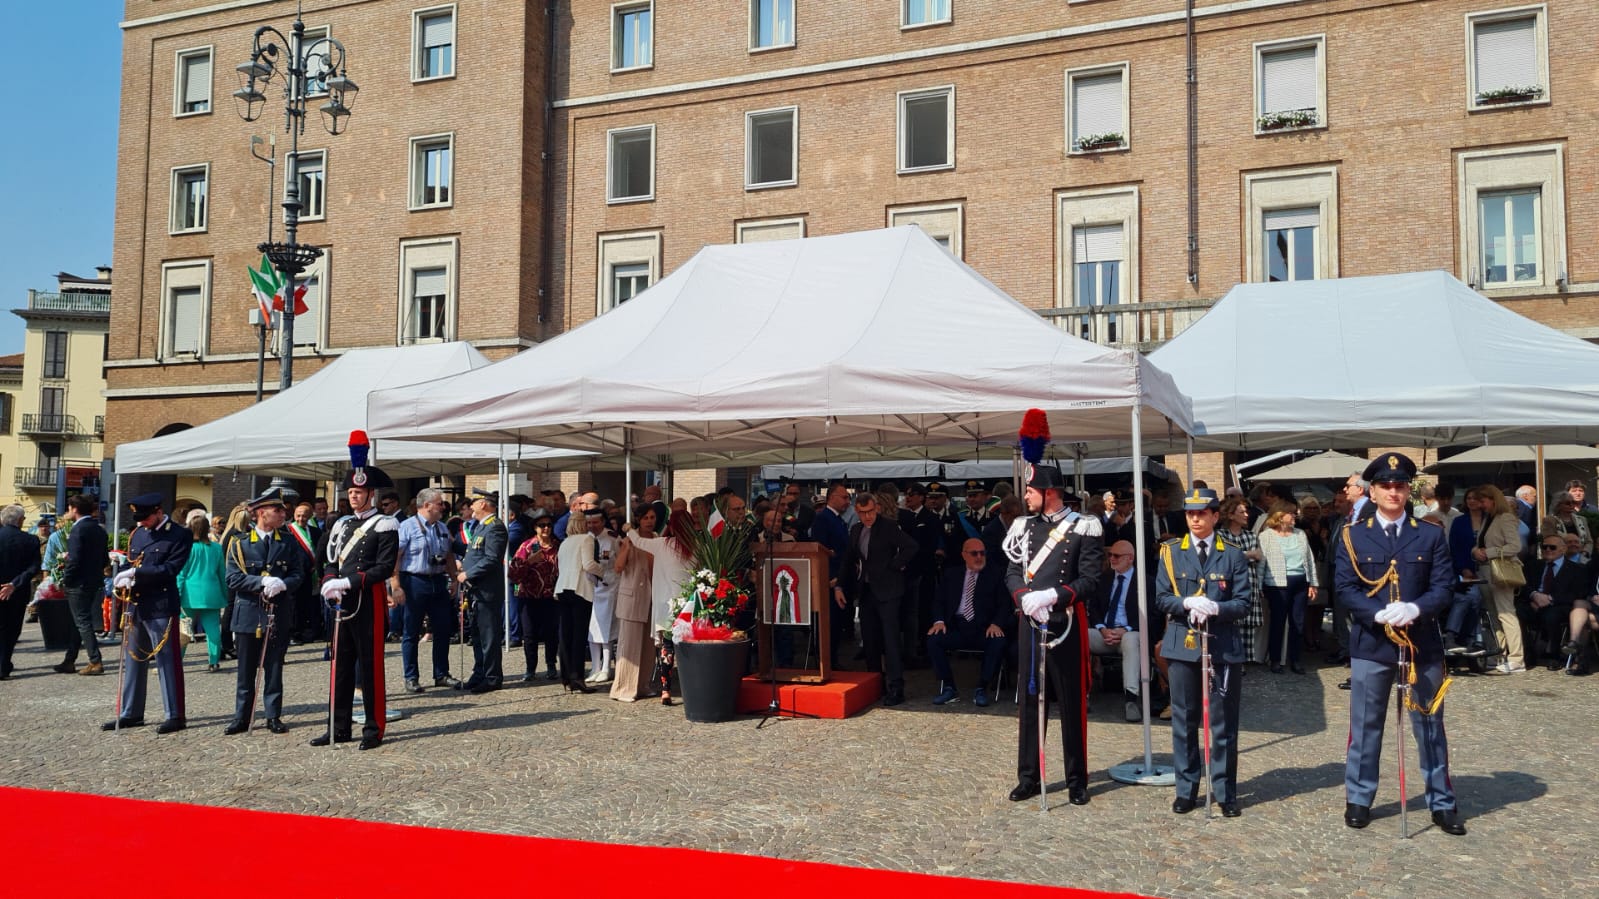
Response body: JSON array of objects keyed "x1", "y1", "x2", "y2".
[{"x1": 2, "y1": 626, "x2": 1594, "y2": 898}]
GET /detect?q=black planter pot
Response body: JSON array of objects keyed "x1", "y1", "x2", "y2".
[
  {"x1": 36, "y1": 600, "x2": 76, "y2": 652},
  {"x1": 675, "y1": 638, "x2": 749, "y2": 723}
]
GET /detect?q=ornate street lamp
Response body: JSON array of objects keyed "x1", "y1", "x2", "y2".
[{"x1": 233, "y1": 13, "x2": 358, "y2": 390}]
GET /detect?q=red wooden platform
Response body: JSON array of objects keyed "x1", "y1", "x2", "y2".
[{"x1": 736, "y1": 670, "x2": 882, "y2": 719}]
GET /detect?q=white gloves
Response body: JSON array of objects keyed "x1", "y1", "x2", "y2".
[
  {"x1": 1183, "y1": 596, "x2": 1218, "y2": 627},
  {"x1": 321, "y1": 577, "x2": 352, "y2": 602},
  {"x1": 1375, "y1": 602, "x2": 1421, "y2": 628},
  {"x1": 1020, "y1": 589, "x2": 1056, "y2": 623},
  {"x1": 260, "y1": 576, "x2": 286, "y2": 598},
  {"x1": 113, "y1": 569, "x2": 137, "y2": 590}
]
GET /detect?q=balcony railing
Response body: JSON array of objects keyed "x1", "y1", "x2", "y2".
[
  {"x1": 14, "y1": 467, "x2": 58, "y2": 490},
  {"x1": 26, "y1": 291, "x2": 111, "y2": 314},
  {"x1": 1037, "y1": 297, "x2": 1217, "y2": 351},
  {"x1": 21, "y1": 413, "x2": 82, "y2": 437}
]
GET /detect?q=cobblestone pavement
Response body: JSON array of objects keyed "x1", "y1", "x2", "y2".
[{"x1": 2, "y1": 626, "x2": 1595, "y2": 897}]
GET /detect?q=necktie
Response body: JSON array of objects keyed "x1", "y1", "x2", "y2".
[
  {"x1": 958, "y1": 571, "x2": 976, "y2": 621},
  {"x1": 1110, "y1": 574, "x2": 1126, "y2": 627},
  {"x1": 859, "y1": 527, "x2": 870, "y2": 582},
  {"x1": 1197, "y1": 541, "x2": 1209, "y2": 566},
  {"x1": 1542, "y1": 563, "x2": 1554, "y2": 593},
  {"x1": 1385, "y1": 523, "x2": 1398, "y2": 546}
]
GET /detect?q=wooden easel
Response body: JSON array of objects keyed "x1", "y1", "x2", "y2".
[{"x1": 753, "y1": 541, "x2": 831, "y2": 684}]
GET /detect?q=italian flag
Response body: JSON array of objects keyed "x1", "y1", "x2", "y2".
[{"x1": 247, "y1": 255, "x2": 308, "y2": 321}]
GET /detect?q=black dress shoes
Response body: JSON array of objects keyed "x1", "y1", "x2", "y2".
[
  {"x1": 265, "y1": 718, "x2": 289, "y2": 734},
  {"x1": 100, "y1": 717, "x2": 145, "y2": 731},
  {"x1": 309, "y1": 733, "x2": 353, "y2": 747},
  {"x1": 223, "y1": 720, "x2": 249, "y2": 736},
  {"x1": 1344, "y1": 802, "x2": 1371, "y2": 829},
  {"x1": 1008, "y1": 782, "x2": 1041, "y2": 802},
  {"x1": 1290, "y1": 664, "x2": 1307, "y2": 675},
  {"x1": 1068, "y1": 787, "x2": 1090, "y2": 806},
  {"x1": 471, "y1": 682, "x2": 500, "y2": 694},
  {"x1": 52, "y1": 661, "x2": 77, "y2": 674},
  {"x1": 1270, "y1": 664, "x2": 1285, "y2": 674},
  {"x1": 882, "y1": 689, "x2": 905, "y2": 707},
  {"x1": 1221, "y1": 801, "x2": 1241, "y2": 818},
  {"x1": 457, "y1": 678, "x2": 482, "y2": 692},
  {"x1": 1337, "y1": 679, "x2": 1352, "y2": 690},
  {"x1": 1172, "y1": 796, "x2": 1198, "y2": 815},
  {"x1": 1431, "y1": 809, "x2": 1467, "y2": 835},
  {"x1": 358, "y1": 735, "x2": 382, "y2": 751},
  {"x1": 155, "y1": 719, "x2": 186, "y2": 735}
]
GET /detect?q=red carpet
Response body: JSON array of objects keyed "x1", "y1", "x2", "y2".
[{"x1": 0, "y1": 786, "x2": 1147, "y2": 898}]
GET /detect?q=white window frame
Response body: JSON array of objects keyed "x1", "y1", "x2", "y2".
[
  {"x1": 158, "y1": 259, "x2": 212, "y2": 360},
  {"x1": 412, "y1": 5, "x2": 457, "y2": 82},
  {"x1": 289, "y1": 149, "x2": 326, "y2": 221},
  {"x1": 1456, "y1": 142, "x2": 1565, "y2": 293},
  {"x1": 169, "y1": 163, "x2": 209, "y2": 234},
  {"x1": 1064, "y1": 62, "x2": 1130, "y2": 154},
  {"x1": 896, "y1": 85, "x2": 955, "y2": 174},
  {"x1": 749, "y1": 0, "x2": 795, "y2": 52},
  {"x1": 745, "y1": 106, "x2": 798, "y2": 190},
  {"x1": 1253, "y1": 35, "x2": 1327, "y2": 135},
  {"x1": 286, "y1": 249, "x2": 329, "y2": 350},
  {"x1": 397, "y1": 237, "x2": 459, "y2": 344},
  {"x1": 1242, "y1": 166, "x2": 1339, "y2": 283},
  {"x1": 597, "y1": 231, "x2": 663, "y2": 316},
  {"x1": 1465, "y1": 6, "x2": 1549, "y2": 111},
  {"x1": 901, "y1": 0, "x2": 952, "y2": 30},
  {"x1": 887, "y1": 202, "x2": 964, "y2": 258},
  {"x1": 736, "y1": 217, "x2": 806, "y2": 243},
  {"x1": 1055, "y1": 186, "x2": 1139, "y2": 308},
  {"x1": 607, "y1": 124, "x2": 656, "y2": 204},
  {"x1": 409, "y1": 133, "x2": 454, "y2": 211},
  {"x1": 300, "y1": 25, "x2": 331, "y2": 97},
  {"x1": 610, "y1": 1, "x2": 654, "y2": 73},
  {"x1": 173, "y1": 46, "x2": 213, "y2": 117},
  {"x1": 1260, "y1": 207, "x2": 1321, "y2": 283}
]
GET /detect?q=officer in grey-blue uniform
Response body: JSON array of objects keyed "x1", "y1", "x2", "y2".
[
  {"x1": 224, "y1": 487, "x2": 308, "y2": 735},
  {"x1": 104, "y1": 493, "x2": 192, "y2": 734},
  {"x1": 1154, "y1": 488, "x2": 1252, "y2": 817},
  {"x1": 1334, "y1": 453, "x2": 1467, "y2": 836}
]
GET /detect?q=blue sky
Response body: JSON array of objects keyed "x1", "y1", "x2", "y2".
[{"x1": 0, "y1": 3, "x2": 123, "y2": 354}]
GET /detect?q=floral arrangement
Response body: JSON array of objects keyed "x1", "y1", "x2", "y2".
[
  {"x1": 1256, "y1": 109, "x2": 1318, "y2": 131},
  {"x1": 34, "y1": 518, "x2": 73, "y2": 601},
  {"x1": 1073, "y1": 132, "x2": 1125, "y2": 152},
  {"x1": 1476, "y1": 85, "x2": 1543, "y2": 104},
  {"x1": 670, "y1": 520, "x2": 754, "y2": 643}
]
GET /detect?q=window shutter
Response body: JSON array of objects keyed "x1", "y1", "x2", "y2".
[
  {"x1": 423, "y1": 13, "x2": 454, "y2": 49},
  {"x1": 1072, "y1": 72, "x2": 1123, "y2": 140},
  {"x1": 183, "y1": 53, "x2": 211, "y2": 106},
  {"x1": 171, "y1": 289, "x2": 201, "y2": 353},
  {"x1": 1260, "y1": 46, "x2": 1317, "y2": 114},
  {"x1": 1473, "y1": 18, "x2": 1536, "y2": 93},
  {"x1": 295, "y1": 275, "x2": 320, "y2": 345},
  {"x1": 1263, "y1": 207, "x2": 1319, "y2": 231},
  {"x1": 413, "y1": 267, "x2": 447, "y2": 299},
  {"x1": 1073, "y1": 224, "x2": 1123, "y2": 264}
]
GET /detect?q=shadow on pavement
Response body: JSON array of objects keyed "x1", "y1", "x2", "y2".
[
  {"x1": 393, "y1": 707, "x2": 599, "y2": 741},
  {"x1": 1236, "y1": 760, "x2": 1344, "y2": 804}
]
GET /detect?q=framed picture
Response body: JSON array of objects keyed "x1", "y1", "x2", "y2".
[{"x1": 760, "y1": 557, "x2": 811, "y2": 626}]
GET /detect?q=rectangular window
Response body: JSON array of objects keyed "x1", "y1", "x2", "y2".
[
  {"x1": 410, "y1": 134, "x2": 453, "y2": 209},
  {"x1": 1055, "y1": 186, "x2": 1139, "y2": 342},
  {"x1": 888, "y1": 202, "x2": 963, "y2": 257},
  {"x1": 736, "y1": 217, "x2": 805, "y2": 243},
  {"x1": 897, "y1": 86, "x2": 954, "y2": 173},
  {"x1": 170, "y1": 165, "x2": 208, "y2": 233},
  {"x1": 415, "y1": 7, "x2": 456, "y2": 80},
  {"x1": 1262, "y1": 207, "x2": 1319, "y2": 282},
  {"x1": 612, "y1": 2, "x2": 653, "y2": 71},
  {"x1": 175, "y1": 47, "x2": 212, "y2": 115},
  {"x1": 611, "y1": 263, "x2": 651, "y2": 306},
  {"x1": 1066, "y1": 64, "x2": 1128, "y2": 153},
  {"x1": 1478, "y1": 189, "x2": 1540, "y2": 286},
  {"x1": 159, "y1": 260, "x2": 210, "y2": 359},
  {"x1": 751, "y1": 0, "x2": 794, "y2": 50},
  {"x1": 597, "y1": 231, "x2": 661, "y2": 315},
  {"x1": 1468, "y1": 10, "x2": 1547, "y2": 108},
  {"x1": 903, "y1": 0, "x2": 951, "y2": 28},
  {"x1": 169, "y1": 287, "x2": 203, "y2": 354},
  {"x1": 409, "y1": 268, "x2": 449, "y2": 340},
  {"x1": 398, "y1": 238, "x2": 457, "y2": 343},
  {"x1": 42, "y1": 331, "x2": 67, "y2": 379},
  {"x1": 607, "y1": 125, "x2": 655, "y2": 202},
  {"x1": 292, "y1": 151, "x2": 325, "y2": 220},
  {"x1": 1255, "y1": 37, "x2": 1325, "y2": 132},
  {"x1": 287, "y1": 251, "x2": 327, "y2": 349},
  {"x1": 1073, "y1": 225, "x2": 1124, "y2": 337},
  {"x1": 746, "y1": 107, "x2": 797, "y2": 189},
  {"x1": 37, "y1": 442, "x2": 61, "y2": 474},
  {"x1": 301, "y1": 26, "x2": 330, "y2": 96}
]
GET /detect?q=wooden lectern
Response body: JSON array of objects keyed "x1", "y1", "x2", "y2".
[{"x1": 753, "y1": 541, "x2": 831, "y2": 684}]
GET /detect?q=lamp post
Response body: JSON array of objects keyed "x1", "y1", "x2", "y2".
[{"x1": 233, "y1": 13, "x2": 358, "y2": 391}]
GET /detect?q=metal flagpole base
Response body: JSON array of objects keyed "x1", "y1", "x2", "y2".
[{"x1": 1107, "y1": 762, "x2": 1176, "y2": 786}]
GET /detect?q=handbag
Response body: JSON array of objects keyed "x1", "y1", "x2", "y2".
[{"x1": 1488, "y1": 556, "x2": 1525, "y2": 588}]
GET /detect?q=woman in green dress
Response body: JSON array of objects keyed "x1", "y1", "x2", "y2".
[{"x1": 178, "y1": 511, "x2": 229, "y2": 671}]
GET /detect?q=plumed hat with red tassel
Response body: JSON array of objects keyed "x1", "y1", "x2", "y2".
[
  {"x1": 342, "y1": 429, "x2": 394, "y2": 491},
  {"x1": 1019, "y1": 409, "x2": 1065, "y2": 492}
]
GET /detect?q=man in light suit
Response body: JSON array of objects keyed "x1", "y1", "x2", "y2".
[
  {"x1": 1155, "y1": 488, "x2": 1253, "y2": 817},
  {"x1": 836, "y1": 493, "x2": 919, "y2": 706}
]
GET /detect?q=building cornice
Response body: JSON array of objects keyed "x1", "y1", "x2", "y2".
[{"x1": 121, "y1": 0, "x2": 275, "y2": 30}]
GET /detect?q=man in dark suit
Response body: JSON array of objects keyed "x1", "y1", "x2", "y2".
[
  {"x1": 0, "y1": 504, "x2": 42, "y2": 680},
  {"x1": 1155, "y1": 488, "x2": 1252, "y2": 817},
  {"x1": 288, "y1": 501, "x2": 324, "y2": 642},
  {"x1": 56, "y1": 494, "x2": 109, "y2": 675},
  {"x1": 1006, "y1": 464, "x2": 1104, "y2": 807},
  {"x1": 835, "y1": 492, "x2": 918, "y2": 705},
  {"x1": 105, "y1": 493, "x2": 191, "y2": 733},
  {"x1": 1334, "y1": 453, "x2": 1466, "y2": 836},
  {"x1": 899, "y1": 483, "x2": 940, "y2": 664},
  {"x1": 457, "y1": 489, "x2": 508, "y2": 694},
  {"x1": 224, "y1": 487, "x2": 308, "y2": 735},
  {"x1": 1090, "y1": 539, "x2": 1155, "y2": 722},
  {"x1": 812, "y1": 483, "x2": 851, "y2": 666},
  {"x1": 927, "y1": 538, "x2": 1009, "y2": 707},
  {"x1": 1523, "y1": 534, "x2": 1590, "y2": 668}
]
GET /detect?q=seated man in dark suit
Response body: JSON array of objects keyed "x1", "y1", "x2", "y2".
[
  {"x1": 1523, "y1": 535, "x2": 1590, "y2": 668},
  {"x1": 1089, "y1": 539, "x2": 1155, "y2": 722},
  {"x1": 927, "y1": 538, "x2": 1010, "y2": 707}
]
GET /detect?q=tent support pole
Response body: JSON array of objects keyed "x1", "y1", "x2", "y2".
[
  {"x1": 623, "y1": 430, "x2": 633, "y2": 515},
  {"x1": 1110, "y1": 404, "x2": 1174, "y2": 787},
  {"x1": 1535, "y1": 444, "x2": 1546, "y2": 517},
  {"x1": 1074, "y1": 444, "x2": 1086, "y2": 498},
  {"x1": 1186, "y1": 435, "x2": 1194, "y2": 487},
  {"x1": 500, "y1": 456, "x2": 511, "y2": 646}
]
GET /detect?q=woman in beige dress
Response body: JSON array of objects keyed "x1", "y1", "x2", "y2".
[
  {"x1": 1469, "y1": 485, "x2": 1526, "y2": 673},
  {"x1": 610, "y1": 507, "x2": 657, "y2": 701}
]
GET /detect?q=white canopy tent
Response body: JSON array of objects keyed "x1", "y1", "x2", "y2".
[
  {"x1": 1149, "y1": 271, "x2": 1599, "y2": 451},
  {"x1": 1425, "y1": 444, "x2": 1599, "y2": 469},
  {"x1": 755, "y1": 456, "x2": 1176, "y2": 483},
  {"x1": 115, "y1": 342, "x2": 586, "y2": 480},
  {"x1": 367, "y1": 226, "x2": 1191, "y2": 785}
]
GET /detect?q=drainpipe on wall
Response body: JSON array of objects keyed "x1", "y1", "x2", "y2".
[
  {"x1": 537, "y1": 2, "x2": 559, "y2": 331},
  {"x1": 1185, "y1": 0, "x2": 1199, "y2": 286}
]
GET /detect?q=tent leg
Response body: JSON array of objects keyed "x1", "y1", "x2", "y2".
[
  {"x1": 623, "y1": 431, "x2": 633, "y2": 515},
  {"x1": 1186, "y1": 435, "x2": 1194, "y2": 487},
  {"x1": 499, "y1": 457, "x2": 510, "y2": 646}
]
